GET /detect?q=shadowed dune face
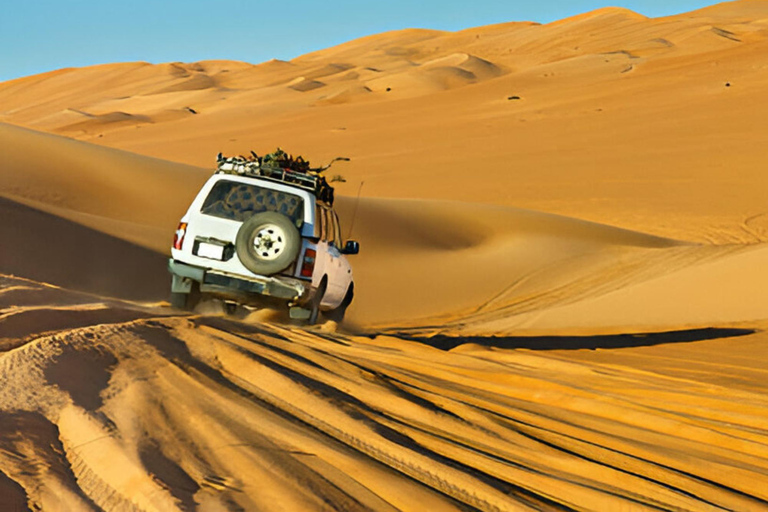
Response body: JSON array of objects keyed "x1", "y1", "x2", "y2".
[
  {"x1": 0, "y1": 469, "x2": 30, "y2": 512},
  {"x1": 0, "y1": 123, "x2": 210, "y2": 251},
  {"x1": 0, "y1": 196, "x2": 169, "y2": 300},
  {"x1": 0, "y1": 411, "x2": 99, "y2": 512},
  {"x1": 405, "y1": 326, "x2": 757, "y2": 350}
]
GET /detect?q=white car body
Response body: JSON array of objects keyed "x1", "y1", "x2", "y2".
[{"x1": 169, "y1": 172, "x2": 355, "y2": 312}]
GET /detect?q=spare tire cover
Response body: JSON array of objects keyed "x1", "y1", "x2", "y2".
[{"x1": 235, "y1": 211, "x2": 301, "y2": 275}]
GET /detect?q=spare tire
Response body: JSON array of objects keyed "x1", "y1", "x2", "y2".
[{"x1": 235, "y1": 211, "x2": 301, "y2": 275}]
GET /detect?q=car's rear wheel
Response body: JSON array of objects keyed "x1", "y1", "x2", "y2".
[
  {"x1": 169, "y1": 292, "x2": 186, "y2": 309},
  {"x1": 308, "y1": 279, "x2": 327, "y2": 325},
  {"x1": 324, "y1": 283, "x2": 353, "y2": 323},
  {"x1": 235, "y1": 212, "x2": 301, "y2": 275}
]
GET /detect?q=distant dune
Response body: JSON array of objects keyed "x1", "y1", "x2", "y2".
[
  {"x1": 2, "y1": 1, "x2": 768, "y2": 510},
  {"x1": 3, "y1": 1, "x2": 768, "y2": 244}
]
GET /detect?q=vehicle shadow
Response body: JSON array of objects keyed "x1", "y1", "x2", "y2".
[{"x1": 401, "y1": 327, "x2": 757, "y2": 351}]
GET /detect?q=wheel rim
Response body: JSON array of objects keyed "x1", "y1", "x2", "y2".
[{"x1": 252, "y1": 224, "x2": 287, "y2": 260}]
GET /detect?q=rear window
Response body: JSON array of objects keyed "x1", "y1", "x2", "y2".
[{"x1": 201, "y1": 180, "x2": 304, "y2": 224}]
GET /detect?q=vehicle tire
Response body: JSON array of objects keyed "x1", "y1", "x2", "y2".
[
  {"x1": 324, "y1": 283, "x2": 353, "y2": 323},
  {"x1": 235, "y1": 212, "x2": 301, "y2": 275},
  {"x1": 170, "y1": 292, "x2": 187, "y2": 310},
  {"x1": 224, "y1": 301, "x2": 239, "y2": 316},
  {"x1": 308, "y1": 279, "x2": 327, "y2": 325}
]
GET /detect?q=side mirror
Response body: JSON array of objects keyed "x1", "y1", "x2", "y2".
[{"x1": 342, "y1": 240, "x2": 360, "y2": 255}]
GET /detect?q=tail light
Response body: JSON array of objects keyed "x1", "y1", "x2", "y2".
[
  {"x1": 300, "y1": 248, "x2": 316, "y2": 278},
  {"x1": 173, "y1": 222, "x2": 187, "y2": 250}
]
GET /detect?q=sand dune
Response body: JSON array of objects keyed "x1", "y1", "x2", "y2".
[
  {"x1": 2, "y1": 2, "x2": 766, "y2": 244},
  {"x1": 2, "y1": 1, "x2": 768, "y2": 510},
  {"x1": 0, "y1": 123, "x2": 208, "y2": 250},
  {"x1": 363, "y1": 52, "x2": 505, "y2": 95},
  {"x1": 5, "y1": 122, "x2": 765, "y2": 333},
  {"x1": 287, "y1": 77, "x2": 326, "y2": 92},
  {"x1": 1, "y1": 276, "x2": 767, "y2": 510},
  {"x1": 315, "y1": 84, "x2": 373, "y2": 105},
  {"x1": 59, "y1": 111, "x2": 153, "y2": 135},
  {"x1": 422, "y1": 53, "x2": 502, "y2": 77}
]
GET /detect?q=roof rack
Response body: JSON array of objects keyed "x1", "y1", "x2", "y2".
[{"x1": 215, "y1": 149, "x2": 339, "y2": 204}]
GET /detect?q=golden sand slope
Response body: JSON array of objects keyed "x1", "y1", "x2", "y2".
[
  {"x1": 4, "y1": 122, "x2": 767, "y2": 333},
  {"x1": 2, "y1": 1, "x2": 768, "y2": 510},
  {"x1": 2, "y1": 117, "x2": 768, "y2": 512},
  {"x1": 0, "y1": 122, "x2": 209, "y2": 252},
  {"x1": 3, "y1": 1, "x2": 768, "y2": 243},
  {"x1": 1, "y1": 275, "x2": 767, "y2": 511}
]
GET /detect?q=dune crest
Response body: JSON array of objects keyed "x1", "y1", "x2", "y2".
[
  {"x1": 545, "y1": 6, "x2": 648, "y2": 27},
  {"x1": 1, "y1": 2, "x2": 767, "y2": 246}
]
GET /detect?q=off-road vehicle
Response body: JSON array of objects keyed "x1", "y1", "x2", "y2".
[{"x1": 168, "y1": 150, "x2": 359, "y2": 323}]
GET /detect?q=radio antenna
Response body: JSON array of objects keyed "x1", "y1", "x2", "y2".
[{"x1": 347, "y1": 180, "x2": 365, "y2": 240}]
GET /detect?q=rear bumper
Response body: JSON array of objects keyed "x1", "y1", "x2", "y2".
[{"x1": 168, "y1": 259, "x2": 306, "y2": 301}]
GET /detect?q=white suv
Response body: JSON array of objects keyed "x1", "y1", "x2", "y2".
[{"x1": 168, "y1": 153, "x2": 358, "y2": 324}]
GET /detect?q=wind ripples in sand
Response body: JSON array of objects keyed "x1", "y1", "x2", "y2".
[{"x1": 1, "y1": 278, "x2": 767, "y2": 511}]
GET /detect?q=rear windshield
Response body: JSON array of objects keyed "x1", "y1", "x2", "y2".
[{"x1": 201, "y1": 180, "x2": 304, "y2": 224}]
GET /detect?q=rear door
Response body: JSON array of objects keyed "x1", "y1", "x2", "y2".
[
  {"x1": 331, "y1": 210, "x2": 353, "y2": 296},
  {"x1": 312, "y1": 203, "x2": 332, "y2": 290},
  {"x1": 320, "y1": 207, "x2": 345, "y2": 306}
]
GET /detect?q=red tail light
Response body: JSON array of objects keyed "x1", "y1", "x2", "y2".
[
  {"x1": 300, "y1": 248, "x2": 316, "y2": 278},
  {"x1": 173, "y1": 222, "x2": 187, "y2": 250}
]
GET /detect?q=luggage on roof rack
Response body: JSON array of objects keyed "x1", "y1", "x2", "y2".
[{"x1": 215, "y1": 148, "x2": 344, "y2": 205}]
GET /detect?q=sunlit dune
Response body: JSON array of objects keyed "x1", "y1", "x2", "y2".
[
  {"x1": 2, "y1": 0, "x2": 768, "y2": 509},
  {"x1": 4, "y1": 1, "x2": 768, "y2": 244}
]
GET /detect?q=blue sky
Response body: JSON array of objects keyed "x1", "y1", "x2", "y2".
[{"x1": 2, "y1": 0, "x2": 719, "y2": 82}]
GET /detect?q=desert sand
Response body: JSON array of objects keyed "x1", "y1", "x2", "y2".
[{"x1": 1, "y1": 0, "x2": 768, "y2": 510}]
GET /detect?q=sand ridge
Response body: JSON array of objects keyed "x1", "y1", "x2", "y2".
[
  {"x1": 4, "y1": 2, "x2": 768, "y2": 243},
  {"x1": 1, "y1": 276, "x2": 768, "y2": 510},
  {"x1": 5, "y1": 122, "x2": 767, "y2": 332}
]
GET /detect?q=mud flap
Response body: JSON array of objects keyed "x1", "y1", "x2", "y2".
[
  {"x1": 168, "y1": 259, "x2": 205, "y2": 293},
  {"x1": 171, "y1": 274, "x2": 193, "y2": 293},
  {"x1": 289, "y1": 307, "x2": 311, "y2": 320}
]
